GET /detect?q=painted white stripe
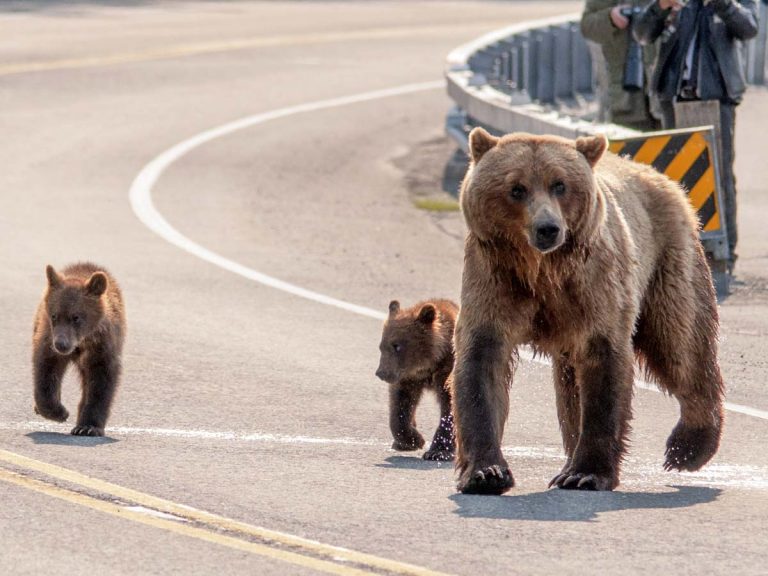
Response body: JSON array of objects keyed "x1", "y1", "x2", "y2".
[
  {"x1": 130, "y1": 81, "x2": 449, "y2": 322},
  {"x1": 129, "y1": 82, "x2": 768, "y2": 423}
]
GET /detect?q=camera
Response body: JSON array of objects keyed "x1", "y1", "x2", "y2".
[{"x1": 620, "y1": 6, "x2": 644, "y2": 92}]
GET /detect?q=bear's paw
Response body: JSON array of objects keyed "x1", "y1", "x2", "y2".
[
  {"x1": 549, "y1": 470, "x2": 617, "y2": 491},
  {"x1": 71, "y1": 425, "x2": 105, "y2": 437},
  {"x1": 458, "y1": 465, "x2": 514, "y2": 495}
]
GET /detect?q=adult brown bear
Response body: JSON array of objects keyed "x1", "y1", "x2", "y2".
[{"x1": 452, "y1": 128, "x2": 724, "y2": 494}]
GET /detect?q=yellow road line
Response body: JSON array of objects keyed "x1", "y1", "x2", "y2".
[
  {"x1": 0, "y1": 24, "x2": 495, "y2": 77},
  {"x1": 0, "y1": 467, "x2": 372, "y2": 576},
  {"x1": 0, "y1": 449, "x2": 450, "y2": 576}
]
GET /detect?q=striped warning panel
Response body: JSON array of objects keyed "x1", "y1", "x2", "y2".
[{"x1": 609, "y1": 130, "x2": 721, "y2": 232}]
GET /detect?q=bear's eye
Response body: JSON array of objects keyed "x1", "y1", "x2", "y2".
[
  {"x1": 551, "y1": 181, "x2": 566, "y2": 196},
  {"x1": 50, "y1": 313, "x2": 58, "y2": 323},
  {"x1": 392, "y1": 343, "x2": 402, "y2": 353},
  {"x1": 509, "y1": 184, "x2": 527, "y2": 201},
  {"x1": 71, "y1": 314, "x2": 83, "y2": 326}
]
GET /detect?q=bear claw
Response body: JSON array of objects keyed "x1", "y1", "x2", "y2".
[
  {"x1": 71, "y1": 425, "x2": 104, "y2": 437},
  {"x1": 549, "y1": 471, "x2": 616, "y2": 491},
  {"x1": 458, "y1": 465, "x2": 514, "y2": 495}
]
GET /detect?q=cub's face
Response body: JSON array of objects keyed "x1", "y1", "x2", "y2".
[
  {"x1": 460, "y1": 129, "x2": 606, "y2": 253},
  {"x1": 44, "y1": 266, "x2": 107, "y2": 356},
  {"x1": 376, "y1": 300, "x2": 437, "y2": 385}
]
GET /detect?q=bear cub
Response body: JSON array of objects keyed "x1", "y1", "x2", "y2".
[
  {"x1": 376, "y1": 299, "x2": 458, "y2": 461},
  {"x1": 33, "y1": 263, "x2": 125, "y2": 436}
]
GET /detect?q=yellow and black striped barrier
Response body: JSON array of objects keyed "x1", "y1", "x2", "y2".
[{"x1": 608, "y1": 127, "x2": 724, "y2": 236}]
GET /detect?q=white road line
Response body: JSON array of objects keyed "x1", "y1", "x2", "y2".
[
  {"x1": 129, "y1": 81, "x2": 768, "y2": 423},
  {"x1": 130, "y1": 81, "x2": 449, "y2": 321}
]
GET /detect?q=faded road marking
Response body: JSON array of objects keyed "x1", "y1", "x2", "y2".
[{"x1": 0, "y1": 449, "x2": 452, "y2": 576}]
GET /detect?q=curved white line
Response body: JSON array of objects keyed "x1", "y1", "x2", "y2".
[
  {"x1": 129, "y1": 81, "x2": 768, "y2": 422},
  {"x1": 130, "y1": 81, "x2": 449, "y2": 321}
]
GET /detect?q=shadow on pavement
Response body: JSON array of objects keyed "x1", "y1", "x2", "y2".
[
  {"x1": 0, "y1": 1, "x2": 154, "y2": 13},
  {"x1": 25, "y1": 431, "x2": 119, "y2": 447},
  {"x1": 450, "y1": 485, "x2": 722, "y2": 522},
  {"x1": 376, "y1": 455, "x2": 453, "y2": 471}
]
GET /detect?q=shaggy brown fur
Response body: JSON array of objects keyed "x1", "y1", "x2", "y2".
[
  {"x1": 376, "y1": 299, "x2": 458, "y2": 461},
  {"x1": 452, "y1": 128, "x2": 724, "y2": 494},
  {"x1": 33, "y1": 262, "x2": 125, "y2": 436}
]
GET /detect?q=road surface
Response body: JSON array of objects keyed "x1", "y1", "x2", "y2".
[{"x1": 1, "y1": 2, "x2": 767, "y2": 574}]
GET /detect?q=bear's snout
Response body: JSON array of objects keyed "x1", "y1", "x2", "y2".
[
  {"x1": 52, "y1": 335, "x2": 74, "y2": 355},
  {"x1": 532, "y1": 222, "x2": 564, "y2": 253},
  {"x1": 376, "y1": 367, "x2": 391, "y2": 382}
]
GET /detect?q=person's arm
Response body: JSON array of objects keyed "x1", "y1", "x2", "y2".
[
  {"x1": 709, "y1": 0, "x2": 759, "y2": 40},
  {"x1": 580, "y1": 0, "x2": 626, "y2": 44},
  {"x1": 633, "y1": 0, "x2": 675, "y2": 45}
]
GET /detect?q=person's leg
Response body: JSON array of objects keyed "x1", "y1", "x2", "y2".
[{"x1": 719, "y1": 101, "x2": 738, "y2": 269}]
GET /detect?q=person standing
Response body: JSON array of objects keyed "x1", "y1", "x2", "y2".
[
  {"x1": 581, "y1": 0, "x2": 662, "y2": 130},
  {"x1": 633, "y1": 0, "x2": 759, "y2": 270}
]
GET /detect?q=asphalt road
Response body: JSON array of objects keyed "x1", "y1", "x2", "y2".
[{"x1": 1, "y1": 2, "x2": 768, "y2": 575}]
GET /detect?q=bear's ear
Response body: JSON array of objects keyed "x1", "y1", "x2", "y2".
[
  {"x1": 417, "y1": 304, "x2": 436, "y2": 324},
  {"x1": 575, "y1": 134, "x2": 608, "y2": 167},
  {"x1": 468, "y1": 127, "x2": 499, "y2": 163},
  {"x1": 85, "y1": 272, "x2": 108, "y2": 297},
  {"x1": 388, "y1": 300, "x2": 400, "y2": 316},
  {"x1": 46, "y1": 265, "x2": 61, "y2": 289}
]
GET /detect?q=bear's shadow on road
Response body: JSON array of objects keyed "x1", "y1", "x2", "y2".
[
  {"x1": 450, "y1": 485, "x2": 722, "y2": 522},
  {"x1": 25, "y1": 431, "x2": 118, "y2": 447}
]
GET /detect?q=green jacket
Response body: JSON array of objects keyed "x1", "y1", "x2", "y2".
[{"x1": 581, "y1": 0, "x2": 659, "y2": 129}]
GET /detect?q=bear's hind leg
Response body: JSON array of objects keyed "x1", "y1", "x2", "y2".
[
  {"x1": 551, "y1": 335, "x2": 633, "y2": 491},
  {"x1": 423, "y1": 378, "x2": 455, "y2": 461},
  {"x1": 548, "y1": 355, "x2": 580, "y2": 485},
  {"x1": 33, "y1": 349, "x2": 70, "y2": 423},
  {"x1": 72, "y1": 352, "x2": 120, "y2": 436},
  {"x1": 389, "y1": 383, "x2": 425, "y2": 451},
  {"x1": 634, "y1": 246, "x2": 724, "y2": 472}
]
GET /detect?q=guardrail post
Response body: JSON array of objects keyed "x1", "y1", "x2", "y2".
[
  {"x1": 552, "y1": 24, "x2": 573, "y2": 100},
  {"x1": 570, "y1": 23, "x2": 593, "y2": 95},
  {"x1": 534, "y1": 29, "x2": 555, "y2": 104}
]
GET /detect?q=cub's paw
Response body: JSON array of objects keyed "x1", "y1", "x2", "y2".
[
  {"x1": 423, "y1": 447, "x2": 454, "y2": 462},
  {"x1": 664, "y1": 421, "x2": 721, "y2": 472},
  {"x1": 458, "y1": 465, "x2": 514, "y2": 495},
  {"x1": 549, "y1": 470, "x2": 617, "y2": 491},
  {"x1": 34, "y1": 403, "x2": 69, "y2": 423},
  {"x1": 71, "y1": 425, "x2": 105, "y2": 437},
  {"x1": 392, "y1": 431, "x2": 425, "y2": 451}
]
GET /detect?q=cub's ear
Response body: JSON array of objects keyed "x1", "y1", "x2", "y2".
[
  {"x1": 468, "y1": 127, "x2": 499, "y2": 163},
  {"x1": 417, "y1": 304, "x2": 436, "y2": 324},
  {"x1": 388, "y1": 300, "x2": 400, "y2": 315},
  {"x1": 575, "y1": 134, "x2": 607, "y2": 167},
  {"x1": 85, "y1": 272, "x2": 108, "y2": 297},
  {"x1": 46, "y1": 265, "x2": 61, "y2": 288}
]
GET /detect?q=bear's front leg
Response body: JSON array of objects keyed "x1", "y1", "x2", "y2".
[
  {"x1": 72, "y1": 351, "x2": 120, "y2": 437},
  {"x1": 453, "y1": 324, "x2": 515, "y2": 494},
  {"x1": 33, "y1": 348, "x2": 70, "y2": 423},
  {"x1": 550, "y1": 335, "x2": 633, "y2": 491},
  {"x1": 389, "y1": 383, "x2": 425, "y2": 451}
]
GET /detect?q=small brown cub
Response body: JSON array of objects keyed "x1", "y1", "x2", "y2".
[
  {"x1": 376, "y1": 299, "x2": 458, "y2": 461},
  {"x1": 33, "y1": 263, "x2": 125, "y2": 437}
]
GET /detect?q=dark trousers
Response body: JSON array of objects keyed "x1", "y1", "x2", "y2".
[{"x1": 659, "y1": 99, "x2": 738, "y2": 262}]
